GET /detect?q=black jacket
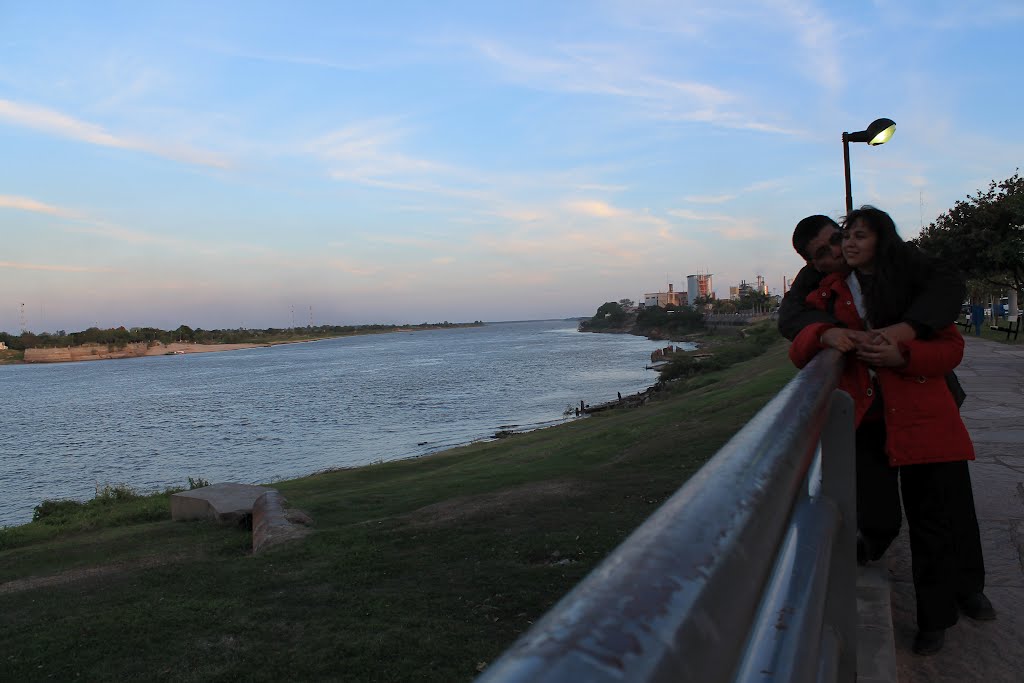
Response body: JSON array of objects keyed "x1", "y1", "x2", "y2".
[{"x1": 778, "y1": 247, "x2": 965, "y2": 341}]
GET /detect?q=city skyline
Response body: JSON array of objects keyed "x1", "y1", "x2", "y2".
[{"x1": 3, "y1": 2, "x2": 1023, "y2": 333}]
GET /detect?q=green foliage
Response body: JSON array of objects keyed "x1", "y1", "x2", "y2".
[
  {"x1": 635, "y1": 305, "x2": 704, "y2": 335},
  {"x1": 31, "y1": 498, "x2": 85, "y2": 522},
  {"x1": 0, "y1": 321, "x2": 485, "y2": 350},
  {"x1": 578, "y1": 302, "x2": 629, "y2": 330},
  {"x1": 658, "y1": 322, "x2": 781, "y2": 382},
  {"x1": 188, "y1": 476, "x2": 211, "y2": 489},
  {"x1": 914, "y1": 170, "x2": 1024, "y2": 294},
  {"x1": 94, "y1": 483, "x2": 141, "y2": 502},
  {"x1": 8, "y1": 483, "x2": 171, "y2": 547}
]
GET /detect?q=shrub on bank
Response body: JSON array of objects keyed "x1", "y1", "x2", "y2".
[
  {"x1": 1, "y1": 482, "x2": 192, "y2": 550},
  {"x1": 658, "y1": 322, "x2": 781, "y2": 383}
]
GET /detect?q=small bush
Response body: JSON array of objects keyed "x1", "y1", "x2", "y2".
[
  {"x1": 94, "y1": 483, "x2": 141, "y2": 502},
  {"x1": 188, "y1": 477, "x2": 211, "y2": 489},
  {"x1": 32, "y1": 498, "x2": 86, "y2": 522}
]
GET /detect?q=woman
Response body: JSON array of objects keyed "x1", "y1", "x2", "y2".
[{"x1": 789, "y1": 206, "x2": 993, "y2": 656}]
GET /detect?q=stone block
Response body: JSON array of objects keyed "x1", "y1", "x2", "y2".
[{"x1": 170, "y1": 483, "x2": 271, "y2": 523}]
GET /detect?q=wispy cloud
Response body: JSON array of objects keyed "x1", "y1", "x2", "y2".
[
  {"x1": 468, "y1": 38, "x2": 795, "y2": 134},
  {"x1": 565, "y1": 199, "x2": 624, "y2": 218},
  {"x1": 0, "y1": 194, "x2": 80, "y2": 218},
  {"x1": 0, "y1": 261, "x2": 114, "y2": 273},
  {"x1": 1, "y1": 193, "x2": 197, "y2": 248},
  {"x1": 2, "y1": 192, "x2": 216, "y2": 250},
  {"x1": 669, "y1": 208, "x2": 722, "y2": 221},
  {"x1": 683, "y1": 193, "x2": 736, "y2": 204},
  {"x1": 0, "y1": 99, "x2": 231, "y2": 169},
  {"x1": 313, "y1": 119, "x2": 443, "y2": 181},
  {"x1": 681, "y1": 178, "x2": 786, "y2": 205},
  {"x1": 310, "y1": 119, "x2": 502, "y2": 202},
  {"x1": 669, "y1": 207, "x2": 767, "y2": 240},
  {"x1": 765, "y1": 0, "x2": 843, "y2": 91}
]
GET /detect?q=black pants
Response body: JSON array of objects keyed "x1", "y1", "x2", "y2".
[
  {"x1": 855, "y1": 420, "x2": 986, "y2": 631},
  {"x1": 855, "y1": 420, "x2": 901, "y2": 557}
]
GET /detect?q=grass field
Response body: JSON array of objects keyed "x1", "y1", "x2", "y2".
[
  {"x1": 0, "y1": 331, "x2": 797, "y2": 682},
  {"x1": 959, "y1": 316, "x2": 1023, "y2": 344}
]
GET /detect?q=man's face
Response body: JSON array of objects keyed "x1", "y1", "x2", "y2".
[{"x1": 805, "y1": 225, "x2": 844, "y2": 273}]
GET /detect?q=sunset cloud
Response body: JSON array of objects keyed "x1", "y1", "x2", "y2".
[
  {"x1": 565, "y1": 199, "x2": 624, "y2": 218},
  {"x1": 0, "y1": 261, "x2": 114, "y2": 273},
  {"x1": 0, "y1": 99, "x2": 231, "y2": 169},
  {"x1": 0, "y1": 194, "x2": 79, "y2": 218}
]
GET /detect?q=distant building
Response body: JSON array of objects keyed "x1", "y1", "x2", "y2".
[
  {"x1": 731, "y1": 275, "x2": 769, "y2": 300},
  {"x1": 0, "y1": 341, "x2": 6, "y2": 350},
  {"x1": 687, "y1": 272, "x2": 714, "y2": 304},
  {"x1": 643, "y1": 283, "x2": 687, "y2": 308}
]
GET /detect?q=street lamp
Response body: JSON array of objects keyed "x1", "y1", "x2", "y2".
[{"x1": 842, "y1": 117, "x2": 896, "y2": 213}]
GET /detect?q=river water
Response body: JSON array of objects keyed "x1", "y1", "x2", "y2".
[{"x1": 0, "y1": 320, "x2": 693, "y2": 527}]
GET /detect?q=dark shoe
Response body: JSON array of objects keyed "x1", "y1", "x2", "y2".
[
  {"x1": 957, "y1": 592, "x2": 997, "y2": 621},
  {"x1": 913, "y1": 629, "x2": 945, "y2": 655}
]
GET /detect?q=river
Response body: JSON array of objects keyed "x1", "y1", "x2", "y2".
[{"x1": 0, "y1": 320, "x2": 693, "y2": 527}]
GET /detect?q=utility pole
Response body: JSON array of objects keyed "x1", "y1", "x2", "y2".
[
  {"x1": 309, "y1": 305, "x2": 313, "y2": 328},
  {"x1": 291, "y1": 305, "x2": 295, "y2": 330}
]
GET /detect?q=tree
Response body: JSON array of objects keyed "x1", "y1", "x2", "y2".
[
  {"x1": 595, "y1": 301, "x2": 627, "y2": 325},
  {"x1": 618, "y1": 298, "x2": 635, "y2": 309},
  {"x1": 914, "y1": 171, "x2": 1024, "y2": 295}
]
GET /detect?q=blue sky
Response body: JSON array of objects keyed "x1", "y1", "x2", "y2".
[{"x1": 2, "y1": 1, "x2": 1022, "y2": 333}]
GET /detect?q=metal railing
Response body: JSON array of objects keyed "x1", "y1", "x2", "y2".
[{"x1": 476, "y1": 349, "x2": 856, "y2": 683}]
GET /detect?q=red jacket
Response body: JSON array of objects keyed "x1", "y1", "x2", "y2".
[{"x1": 789, "y1": 271, "x2": 974, "y2": 466}]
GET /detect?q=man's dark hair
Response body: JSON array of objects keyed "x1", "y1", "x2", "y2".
[{"x1": 792, "y1": 215, "x2": 840, "y2": 259}]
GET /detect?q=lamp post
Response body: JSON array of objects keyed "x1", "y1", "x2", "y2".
[{"x1": 842, "y1": 117, "x2": 896, "y2": 213}]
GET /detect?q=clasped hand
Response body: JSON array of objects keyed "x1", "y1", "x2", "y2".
[{"x1": 819, "y1": 328, "x2": 907, "y2": 367}]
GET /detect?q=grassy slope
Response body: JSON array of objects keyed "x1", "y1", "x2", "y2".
[{"x1": 0, "y1": 339, "x2": 796, "y2": 682}]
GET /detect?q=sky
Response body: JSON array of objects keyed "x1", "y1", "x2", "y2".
[{"x1": 2, "y1": 1, "x2": 1023, "y2": 333}]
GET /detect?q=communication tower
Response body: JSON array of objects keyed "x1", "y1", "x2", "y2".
[{"x1": 19, "y1": 302, "x2": 27, "y2": 333}]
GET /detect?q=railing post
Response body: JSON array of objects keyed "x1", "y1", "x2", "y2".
[{"x1": 820, "y1": 389, "x2": 857, "y2": 682}]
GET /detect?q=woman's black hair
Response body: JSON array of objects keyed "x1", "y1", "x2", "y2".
[{"x1": 842, "y1": 206, "x2": 918, "y2": 327}]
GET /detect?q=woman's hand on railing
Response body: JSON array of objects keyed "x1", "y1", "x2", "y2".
[{"x1": 820, "y1": 328, "x2": 863, "y2": 353}]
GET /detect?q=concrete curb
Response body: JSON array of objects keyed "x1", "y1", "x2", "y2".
[
  {"x1": 857, "y1": 563, "x2": 897, "y2": 683},
  {"x1": 251, "y1": 489, "x2": 313, "y2": 554}
]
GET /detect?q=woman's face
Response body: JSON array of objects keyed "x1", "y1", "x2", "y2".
[{"x1": 842, "y1": 219, "x2": 878, "y2": 272}]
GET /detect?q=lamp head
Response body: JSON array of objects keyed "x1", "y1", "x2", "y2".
[
  {"x1": 866, "y1": 117, "x2": 896, "y2": 146},
  {"x1": 845, "y1": 117, "x2": 896, "y2": 145}
]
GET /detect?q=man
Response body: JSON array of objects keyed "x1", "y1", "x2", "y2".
[{"x1": 778, "y1": 213, "x2": 968, "y2": 565}]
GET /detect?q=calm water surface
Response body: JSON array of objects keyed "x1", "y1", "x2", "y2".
[{"x1": 0, "y1": 320, "x2": 692, "y2": 526}]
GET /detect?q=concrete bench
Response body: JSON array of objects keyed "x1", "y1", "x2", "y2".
[
  {"x1": 170, "y1": 483, "x2": 270, "y2": 524},
  {"x1": 170, "y1": 483, "x2": 312, "y2": 553},
  {"x1": 990, "y1": 314, "x2": 1020, "y2": 341}
]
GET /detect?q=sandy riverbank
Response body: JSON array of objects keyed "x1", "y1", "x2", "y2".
[{"x1": 22, "y1": 341, "x2": 271, "y2": 363}]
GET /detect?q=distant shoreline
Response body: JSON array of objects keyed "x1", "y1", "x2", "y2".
[
  {"x1": 1, "y1": 322, "x2": 486, "y2": 366},
  {"x1": 9, "y1": 325, "x2": 482, "y2": 365}
]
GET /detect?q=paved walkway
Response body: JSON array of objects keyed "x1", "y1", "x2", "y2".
[{"x1": 887, "y1": 336, "x2": 1024, "y2": 681}]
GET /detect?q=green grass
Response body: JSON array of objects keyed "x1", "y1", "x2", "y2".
[
  {"x1": 959, "y1": 317, "x2": 1023, "y2": 344},
  {"x1": 0, "y1": 348, "x2": 24, "y2": 364},
  {"x1": 0, "y1": 331, "x2": 797, "y2": 682}
]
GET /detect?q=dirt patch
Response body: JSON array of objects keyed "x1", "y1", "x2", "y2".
[
  {"x1": 401, "y1": 480, "x2": 591, "y2": 529},
  {"x1": 0, "y1": 553, "x2": 192, "y2": 595}
]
